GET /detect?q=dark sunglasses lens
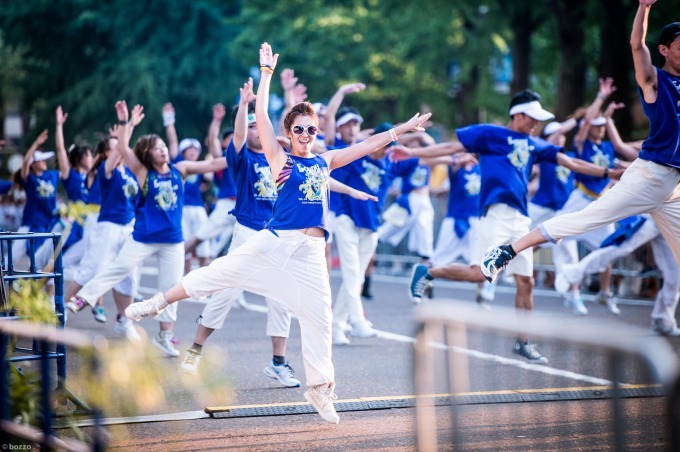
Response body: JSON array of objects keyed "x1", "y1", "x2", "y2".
[
  {"x1": 293, "y1": 125, "x2": 304, "y2": 135},
  {"x1": 307, "y1": 126, "x2": 318, "y2": 136}
]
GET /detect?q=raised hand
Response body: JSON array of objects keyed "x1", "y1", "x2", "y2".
[
  {"x1": 162, "y1": 102, "x2": 175, "y2": 126},
  {"x1": 598, "y1": 77, "x2": 617, "y2": 98},
  {"x1": 604, "y1": 102, "x2": 625, "y2": 118},
  {"x1": 404, "y1": 112, "x2": 432, "y2": 133},
  {"x1": 259, "y1": 42, "x2": 279, "y2": 71},
  {"x1": 109, "y1": 124, "x2": 120, "y2": 140},
  {"x1": 239, "y1": 77, "x2": 257, "y2": 104},
  {"x1": 131, "y1": 104, "x2": 145, "y2": 126},
  {"x1": 280, "y1": 69, "x2": 297, "y2": 91},
  {"x1": 115, "y1": 100, "x2": 129, "y2": 123},
  {"x1": 293, "y1": 83, "x2": 308, "y2": 103},
  {"x1": 386, "y1": 144, "x2": 413, "y2": 162},
  {"x1": 56, "y1": 106, "x2": 69, "y2": 126},
  {"x1": 339, "y1": 83, "x2": 366, "y2": 95},
  {"x1": 212, "y1": 103, "x2": 226, "y2": 122},
  {"x1": 34, "y1": 129, "x2": 49, "y2": 146}
]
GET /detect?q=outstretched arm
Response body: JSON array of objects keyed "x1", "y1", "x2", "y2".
[
  {"x1": 176, "y1": 157, "x2": 227, "y2": 178},
  {"x1": 115, "y1": 101, "x2": 147, "y2": 182},
  {"x1": 387, "y1": 141, "x2": 467, "y2": 162},
  {"x1": 323, "y1": 113, "x2": 432, "y2": 170},
  {"x1": 163, "y1": 103, "x2": 179, "y2": 161},
  {"x1": 574, "y1": 77, "x2": 616, "y2": 152},
  {"x1": 256, "y1": 42, "x2": 288, "y2": 179},
  {"x1": 324, "y1": 82, "x2": 366, "y2": 147},
  {"x1": 603, "y1": 102, "x2": 639, "y2": 161},
  {"x1": 21, "y1": 130, "x2": 49, "y2": 181},
  {"x1": 233, "y1": 78, "x2": 257, "y2": 152},
  {"x1": 328, "y1": 177, "x2": 378, "y2": 202},
  {"x1": 55, "y1": 106, "x2": 71, "y2": 179},
  {"x1": 208, "y1": 103, "x2": 226, "y2": 159},
  {"x1": 631, "y1": 1, "x2": 658, "y2": 103},
  {"x1": 556, "y1": 152, "x2": 624, "y2": 179}
]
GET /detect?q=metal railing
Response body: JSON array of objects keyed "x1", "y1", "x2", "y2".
[{"x1": 412, "y1": 302, "x2": 680, "y2": 451}]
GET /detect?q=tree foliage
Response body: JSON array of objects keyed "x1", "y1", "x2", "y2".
[{"x1": 0, "y1": 0, "x2": 677, "y2": 145}]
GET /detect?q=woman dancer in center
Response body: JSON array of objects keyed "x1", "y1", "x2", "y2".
[{"x1": 126, "y1": 42, "x2": 431, "y2": 424}]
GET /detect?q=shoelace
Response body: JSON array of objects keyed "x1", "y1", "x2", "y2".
[
  {"x1": 321, "y1": 389, "x2": 338, "y2": 408},
  {"x1": 185, "y1": 351, "x2": 199, "y2": 365},
  {"x1": 282, "y1": 363, "x2": 295, "y2": 377},
  {"x1": 413, "y1": 274, "x2": 431, "y2": 295}
]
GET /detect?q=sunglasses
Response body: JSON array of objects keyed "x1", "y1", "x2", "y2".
[{"x1": 292, "y1": 125, "x2": 318, "y2": 136}]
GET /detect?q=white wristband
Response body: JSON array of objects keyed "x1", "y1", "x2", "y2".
[
  {"x1": 162, "y1": 111, "x2": 175, "y2": 127},
  {"x1": 388, "y1": 128, "x2": 398, "y2": 142}
]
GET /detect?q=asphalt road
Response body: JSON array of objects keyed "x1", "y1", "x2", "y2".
[{"x1": 56, "y1": 264, "x2": 678, "y2": 450}]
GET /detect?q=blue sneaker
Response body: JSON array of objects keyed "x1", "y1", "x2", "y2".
[
  {"x1": 480, "y1": 245, "x2": 516, "y2": 282},
  {"x1": 263, "y1": 361, "x2": 301, "y2": 388},
  {"x1": 409, "y1": 264, "x2": 433, "y2": 305}
]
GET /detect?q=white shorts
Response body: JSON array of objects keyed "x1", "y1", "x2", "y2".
[
  {"x1": 431, "y1": 217, "x2": 480, "y2": 267},
  {"x1": 471, "y1": 204, "x2": 533, "y2": 277},
  {"x1": 528, "y1": 202, "x2": 557, "y2": 229},
  {"x1": 195, "y1": 198, "x2": 237, "y2": 242},
  {"x1": 182, "y1": 205, "x2": 210, "y2": 258}
]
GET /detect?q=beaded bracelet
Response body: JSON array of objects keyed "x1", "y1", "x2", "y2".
[{"x1": 388, "y1": 128, "x2": 398, "y2": 143}]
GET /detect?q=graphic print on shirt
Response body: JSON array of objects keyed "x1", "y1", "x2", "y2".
[
  {"x1": 185, "y1": 174, "x2": 199, "y2": 184},
  {"x1": 360, "y1": 160, "x2": 383, "y2": 192},
  {"x1": 506, "y1": 136, "x2": 534, "y2": 169},
  {"x1": 122, "y1": 171, "x2": 139, "y2": 199},
  {"x1": 464, "y1": 172, "x2": 481, "y2": 196},
  {"x1": 408, "y1": 166, "x2": 428, "y2": 188},
  {"x1": 556, "y1": 165, "x2": 572, "y2": 184},
  {"x1": 37, "y1": 179, "x2": 56, "y2": 199},
  {"x1": 253, "y1": 162, "x2": 277, "y2": 200},
  {"x1": 589, "y1": 144, "x2": 611, "y2": 168},
  {"x1": 153, "y1": 177, "x2": 179, "y2": 211},
  {"x1": 297, "y1": 163, "x2": 326, "y2": 202}
]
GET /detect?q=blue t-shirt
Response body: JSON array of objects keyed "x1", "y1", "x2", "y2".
[
  {"x1": 20, "y1": 170, "x2": 59, "y2": 227},
  {"x1": 133, "y1": 164, "x2": 184, "y2": 243},
  {"x1": 400, "y1": 163, "x2": 430, "y2": 195},
  {"x1": 172, "y1": 153, "x2": 204, "y2": 207},
  {"x1": 638, "y1": 68, "x2": 680, "y2": 168},
  {"x1": 226, "y1": 141, "x2": 277, "y2": 231},
  {"x1": 327, "y1": 137, "x2": 352, "y2": 212},
  {"x1": 333, "y1": 155, "x2": 411, "y2": 232},
  {"x1": 98, "y1": 164, "x2": 139, "y2": 225},
  {"x1": 217, "y1": 148, "x2": 237, "y2": 199},
  {"x1": 0, "y1": 180, "x2": 12, "y2": 195},
  {"x1": 62, "y1": 168, "x2": 89, "y2": 202},
  {"x1": 574, "y1": 140, "x2": 614, "y2": 196},
  {"x1": 531, "y1": 152, "x2": 575, "y2": 210},
  {"x1": 456, "y1": 124, "x2": 560, "y2": 217},
  {"x1": 86, "y1": 171, "x2": 102, "y2": 206},
  {"x1": 266, "y1": 154, "x2": 330, "y2": 238},
  {"x1": 446, "y1": 164, "x2": 481, "y2": 219}
]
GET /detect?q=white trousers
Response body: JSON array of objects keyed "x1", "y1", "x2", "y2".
[
  {"x1": 568, "y1": 219, "x2": 679, "y2": 327},
  {"x1": 72, "y1": 219, "x2": 137, "y2": 296},
  {"x1": 196, "y1": 198, "x2": 237, "y2": 258},
  {"x1": 378, "y1": 193, "x2": 434, "y2": 258},
  {"x1": 198, "y1": 222, "x2": 292, "y2": 338},
  {"x1": 431, "y1": 217, "x2": 480, "y2": 267},
  {"x1": 182, "y1": 229, "x2": 334, "y2": 387},
  {"x1": 182, "y1": 205, "x2": 210, "y2": 258},
  {"x1": 333, "y1": 214, "x2": 379, "y2": 328},
  {"x1": 78, "y1": 237, "x2": 184, "y2": 323},
  {"x1": 541, "y1": 159, "x2": 680, "y2": 266}
]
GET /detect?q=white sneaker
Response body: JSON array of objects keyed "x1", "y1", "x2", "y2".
[
  {"x1": 564, "y1": 295, "x2": 588, "y2": 316},
  {"x1": 596, "y1": 291, "x2": 621, "y2": 316},
  {"x1": 125, "y1": 292, "x2": 168, "y2": 321},
  {"x1": 152, "y1": 331, "x2": 180, "y2": 357},
  {"x1": 651, "y1": 319, "x2": 680, "y2": 337},
  {"x1": 554, "y1": 273, "x2": 570, "y2": 296},
  {"x1": 263, "y1": 361, "x2": 301, "y2": 387},
  {"x1": 180, "y1": 348, "x2": 202, "y2": 373},
  {"x1": 349, "y1": 321, "x2": 378, "y2": 338},
  {"x1": 304, "y1": 383, "x2": 340, "y2": 424},
  {"x1": 114, "y1": 317, "x2": 141, "y2": 342},
  {"x1": 332, "y1": 328, "x2": 350, "y2": 345}
]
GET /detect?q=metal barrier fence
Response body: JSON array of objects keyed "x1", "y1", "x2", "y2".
[
  {"x1": 0, "y1": 320, "x2": 106, "y2": 451},
  {"x1": 0, "y1": 232, "x2": 102, "y2": 450},
  {"x1": 412, "y1": 302, "x2": 680, "y2": 451}
]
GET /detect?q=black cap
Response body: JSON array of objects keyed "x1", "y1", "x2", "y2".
[
  {"x1": 658, "y1": 22, "x2": 680, "y2": 47},
  {"x1": 221, "y1": 128, "x2": 234, "y2": 140}
]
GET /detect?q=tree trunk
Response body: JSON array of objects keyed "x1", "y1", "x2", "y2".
[
  {"x1": 550, "y1": 0, "x2": 589, "y2": 119},
  {"x1": 509, "y1": 5, "x2": 536, "y2": 94},
  {"x1": 598, "y1": 0, "x2": 636, "y2": 140}
]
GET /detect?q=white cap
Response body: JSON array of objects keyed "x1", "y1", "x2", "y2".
[
  {"x1": 178, "y1": 138, "x2": 201, "y2": 154},
  {"x1": 579, "y1": 116, "x2": 607, "y2": 128},
  {"x1": 508, "y1": 100, "x2": 555, "y2": 121},
  {"x1": 543, "y1": 121, "x2": 561, "y2": 136},
  {"x1": 29, "y1": 150, "x2": 55, "y2": 165},
  {"x1": 336, "y1": 112, "x2": 364, "y2": 127}
]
